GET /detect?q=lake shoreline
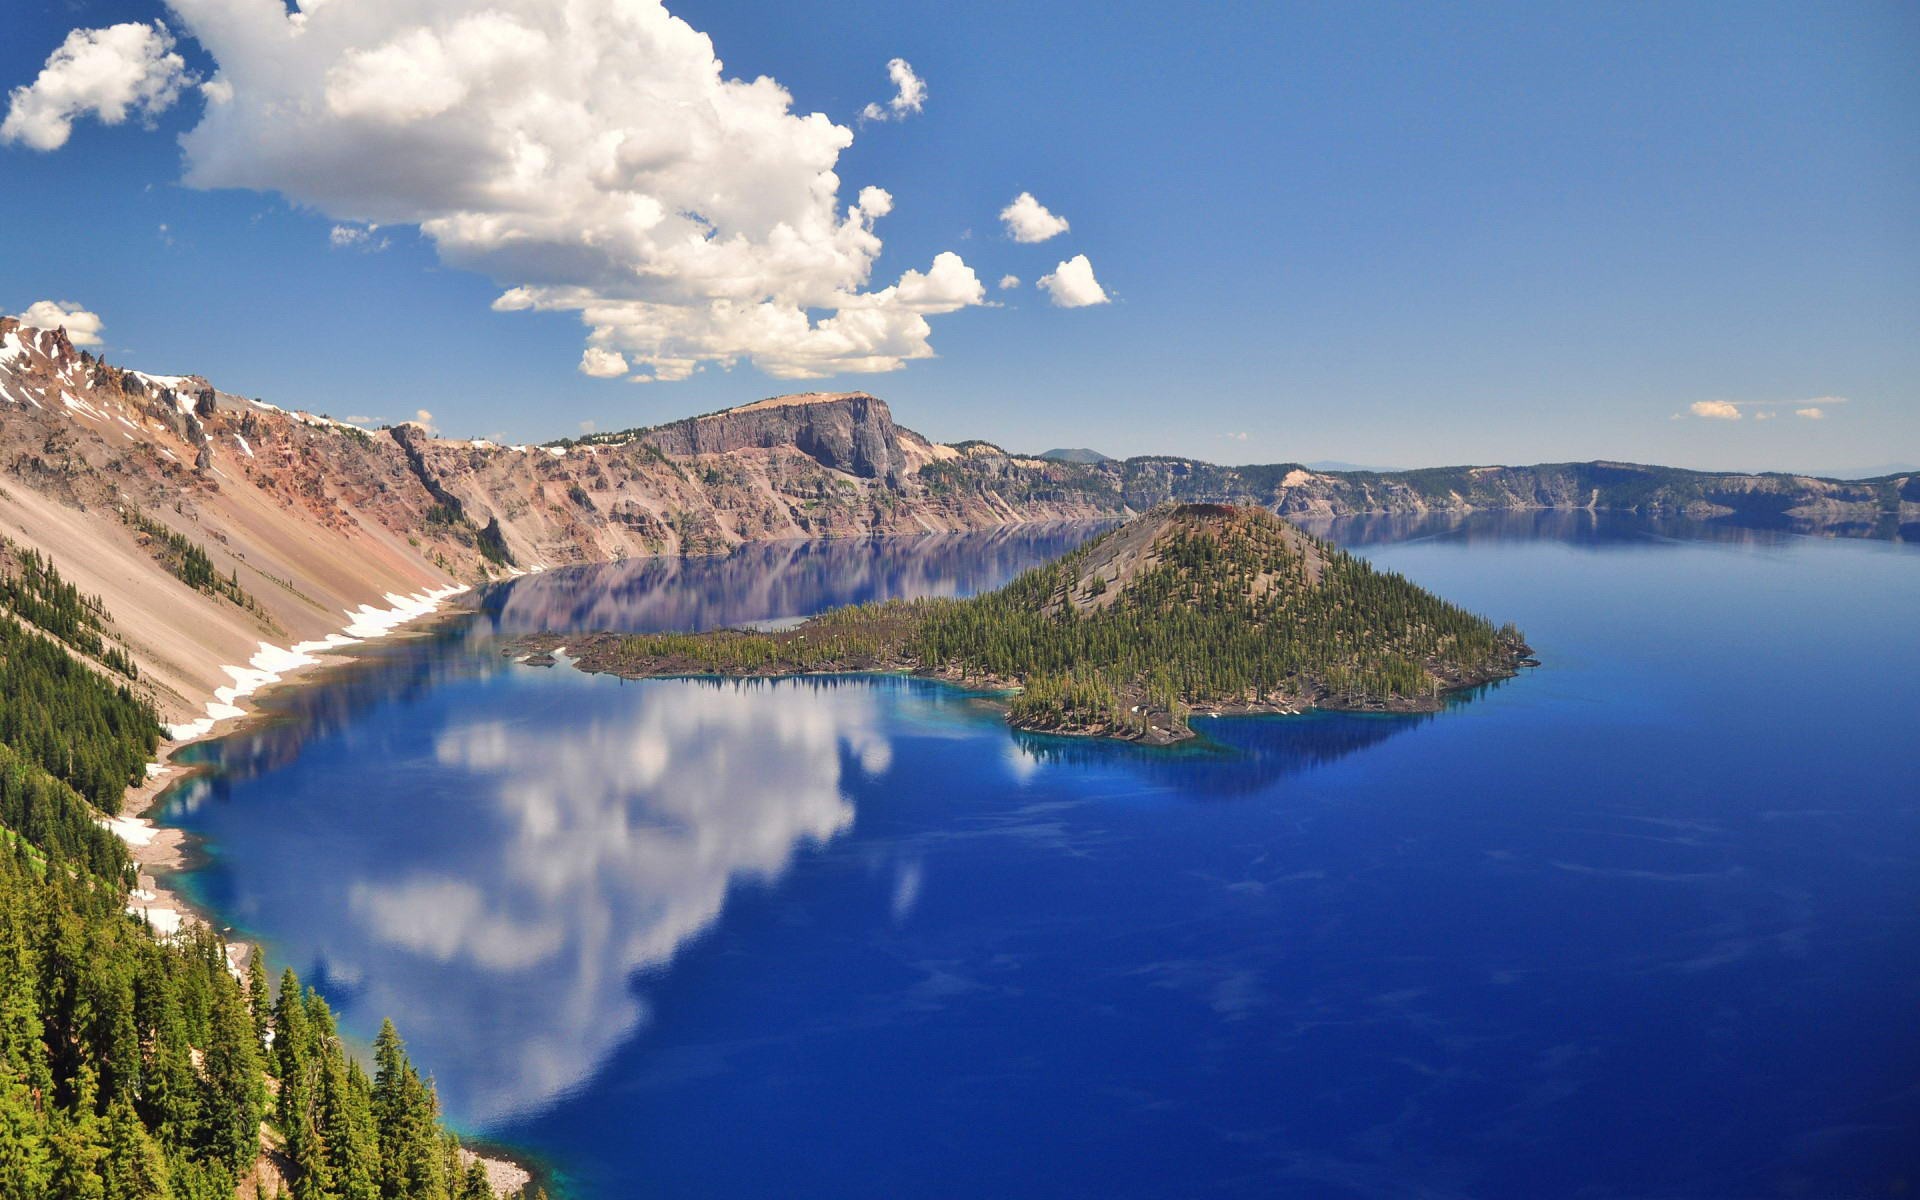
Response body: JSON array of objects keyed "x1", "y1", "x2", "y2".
[
  {"x1": 109, "y1": 595, "x2": 543, "y2": 1198},
  {"x1": 118, "y1": 594, "x2": 482, "y2": 944}
]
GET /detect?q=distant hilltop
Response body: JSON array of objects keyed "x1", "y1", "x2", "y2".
[{"x1": 1037, "y1": 447, "x2": 1114, "y2": 464}]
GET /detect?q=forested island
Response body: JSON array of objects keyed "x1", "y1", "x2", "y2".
[
  {"x1": 524, "y1": 504, "x2": 1534, "y2": 743},
  {"x1": 0, "y1": 540, "x2": 539, "y2": 1199}
]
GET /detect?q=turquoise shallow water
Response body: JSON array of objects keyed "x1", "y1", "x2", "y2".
[{"x1": 162, "y1": 516, "x2": 1920, "y2": 1198}]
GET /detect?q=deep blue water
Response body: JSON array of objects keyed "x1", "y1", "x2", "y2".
[{"x1": 160, "y1": 516, "x2": 1920, "y2": 1199}]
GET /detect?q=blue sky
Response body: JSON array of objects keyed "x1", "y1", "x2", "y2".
[{"x1": 2, "y1": 0, "x2": 1914, "y2": 472}]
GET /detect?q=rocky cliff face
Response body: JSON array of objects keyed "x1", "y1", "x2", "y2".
[
  {"x1": 636, "y1": 392, "x2": 920, "y2": 483},
  {"x1": 0, "y1": 317, "x2": 1106, "y2": 727}
]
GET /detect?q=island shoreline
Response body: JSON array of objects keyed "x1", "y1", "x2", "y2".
[{"x1": 505, "y1": 630, "x2": 1534, "y2": 747}]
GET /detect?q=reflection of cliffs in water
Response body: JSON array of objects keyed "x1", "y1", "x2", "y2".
[
  {"x1": 1302, "y1": 507, "x2": 1920, "y2": 549},
  {"x1": 1012, "y1": 704, "x2": 1459, "y2": 796},
  {"x1": 171, "y1": 526, "x2": 1104, "y2": 801},
  {"x1": 480, "y1": 522, "x2": 1111, "y2": 635}
]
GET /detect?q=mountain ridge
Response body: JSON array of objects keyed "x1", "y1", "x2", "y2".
[{"x1": 3, "y1": 314, "x2": 1915, "y2": 736}]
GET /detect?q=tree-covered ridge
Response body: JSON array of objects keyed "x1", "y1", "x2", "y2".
[
  {"x1": 0, "y1": 576, "x2": 541, "y2": 1198},
  {"x1": 0, "y1": 540, "x2": 137, "y2": 678},
  {"x1": 264, "y1": 967, "x2": 523, "y2": 1200},
  {"x1": 605, "y1": 602, "x2": 929, "y2": 675},
  {"x1": 557, "y1": 504, "x2": 1531, "y2": 743},
  {"x1": 0, "y1": 614, "x2": 159, "y2": 815},
  {"x1": 0, "y1": 852, "x2": 538, "y2": 1200},
  {"x1": 119, "y1": 508, "x2": 263, "y2": 618},
  {"x1": 0, "y1": 860, "x2": 266, "y2": 1199},
  {"x1": 913, "y1": 504, "x2": 1527, "y2": 737}
]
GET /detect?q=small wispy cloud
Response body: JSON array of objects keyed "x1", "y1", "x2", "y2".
[
  {"x1": 860, "y1": 58, "x2": 925, "y2": 123},
  {"x1": 329, "y1": 223, "x2": 389, "y2": 252},
  {"x1": 1221, "y1": 431, "x2": 1250, "y2": 442},
  {"x1": 1675, "y1": 396, "x2": 1847, "y2": 422}
]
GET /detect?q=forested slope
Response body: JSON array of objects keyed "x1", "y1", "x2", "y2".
[{"x1": 0, "y1": 547, "x2": 540, "y2": 1199}]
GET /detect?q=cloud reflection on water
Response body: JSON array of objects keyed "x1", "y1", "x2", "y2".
[{"x1": 340, "y1": 677, "x2": 888, "y2": 1119}]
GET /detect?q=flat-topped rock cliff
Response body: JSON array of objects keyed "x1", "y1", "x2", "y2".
[{"x1": 634, "y1": 391, "x2": 932, "y2": 483}]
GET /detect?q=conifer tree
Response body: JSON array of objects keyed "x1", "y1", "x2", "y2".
[
  {"x1": 0, "y1": 1074, "x2": 52, "y2": 1199},
  {"x1": 245, "y1": 955, "x2": 271, "y2": 1055},
  {"x1": 198, "y1": 984, "x2": 264, "y2": 1175},
  {"x1": 101, "y1": 1097, "x2": 171, "y2": 1200}
]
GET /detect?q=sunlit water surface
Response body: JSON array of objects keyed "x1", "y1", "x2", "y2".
[{"x1": 161, "y1": 516, "x2": 1920, "y2": 1199}]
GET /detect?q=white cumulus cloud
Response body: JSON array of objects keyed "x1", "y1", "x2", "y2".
[
  {"x1": 1795, "y1": 406, "x2": 1826, "y2": 420},
  {"x1": 1037, "y1": 254, "x2": 1109, "y2": 308},
  {"x1": 998, "y1": 274, "x2": 1020, "y2": 290},
  {"x1": 579, "y1": 347, "x2": 629, "y2": 379},
  {"x1": 13, "y1": 2, "x2": 985, "y2": 382},
  {"x1": 15, "y1": 299, "x2": 105, "y2": 346},
  {"x1": 860, "y1": 57, "x2": 925, "y2": 123},
  {"x1": 1689, "y1": 400, "x2": 1744, "y2": 421},
  {"x1": 1000, "y1": 191, "x2": 1070, "y2": 243},
  {"x1": 1, "y1": 22, "x2": 193, "y2": 151}
]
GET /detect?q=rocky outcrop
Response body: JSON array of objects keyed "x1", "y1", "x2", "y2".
[{"x1": 637, "y1": 392, "x2": 910, "y2": 483}]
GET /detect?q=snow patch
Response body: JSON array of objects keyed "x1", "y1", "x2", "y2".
[
  {"x1": 234, "y1": 434, "x2": 254, "y2": 457},
  {"x1": 165, "y1": 585, "x2": 469, "y2": 743},
  {"x1": 343, "y1": 584, "x2": 469, "y2": 638},
  {"x1": 98, "y1": 814, "x2": 158, "y2": 847},
  {"x1": 62, "y1": 391, "x2": 107, "y2": 421},
  {"x1": 132, "y1": 371, "x2": 192, "y2": 394},
  {"x1": 129, "y1": 901, "x2": 184, "y2": 936}
]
